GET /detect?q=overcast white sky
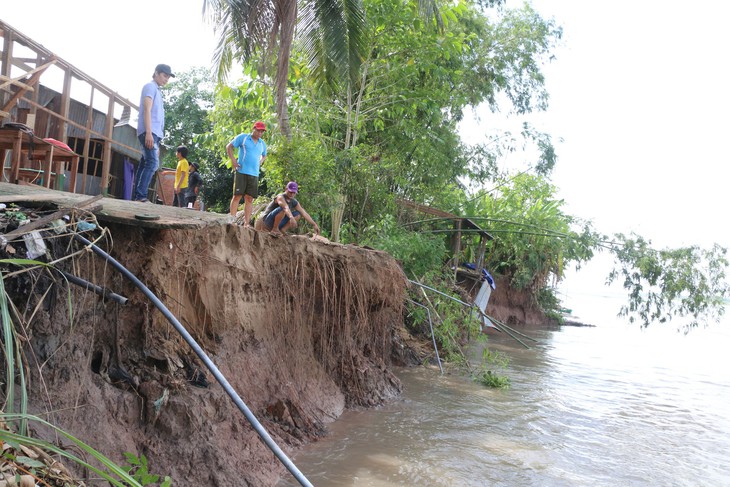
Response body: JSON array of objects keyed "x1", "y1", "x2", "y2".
[
  {"x1": 3, "y1": 0, "x2": 729, "y2": 308},
  {"x1": 2, "y1": 0, "x2": 217, "y2": 103},
  {"x1": 494, "y1": 0, "x2": 730, "y2": 316},
  {"x1": 462, "y1": 0, "x2": 730, "y2": 250}
]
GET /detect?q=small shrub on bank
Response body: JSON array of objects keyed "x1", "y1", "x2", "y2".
[
  {"x1": 361, "y1": 216, "x2": 447, "y2": 278},
  {"x1": 473, "y1": 369, "x2": 510, "y2": 388}
]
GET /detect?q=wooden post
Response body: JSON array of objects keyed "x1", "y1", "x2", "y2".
[
  {"x1": 67, "y1": 154, "x2": 79, "y2": 193},
  {"x1": 10, "y1": 131, "x2": 21, "y2": 183},
  {"x1": 56, "y1": 65, "x2": 72, "y2": 141},
  {"x1": 0, "y1": 30, "x2": 13, "y2": 122},
  {"x1": 101, "y1": 95, "x2": 115, "y2": 196},
  {"x1": 80, "y1": 87, "x2": 95, "y2": 195},
  {"x1": 30, "y1": 53, "x2": 42, "y2": 131},
  {"x1": 0, "y1": 29, "x2": 12, "y2": 80},
  {"x1": 475, "y1": 235, "x2": 487, "y2": 272},
  {"x1": 42, "y1": 145, "x2": 54, "y2": 188},
  {"x1": 452, "y1": 219, "x2": 462, "y2": 281}
]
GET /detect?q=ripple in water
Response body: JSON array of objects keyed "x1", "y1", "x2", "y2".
[{"x1": 279, "y1": 319, "x2": 730, "y2": 487}]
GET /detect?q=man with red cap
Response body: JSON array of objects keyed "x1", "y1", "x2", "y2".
[{"x1": 227, "y1": 121, "x2": 268, "y2": 225}]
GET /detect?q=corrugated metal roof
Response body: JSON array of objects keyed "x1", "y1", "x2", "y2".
[{"x1": 16, "y1": 86, "x2": 140, "y2": 160}]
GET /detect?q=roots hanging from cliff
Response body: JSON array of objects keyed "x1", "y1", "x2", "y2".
[
  {"x1": 270, "y1": 249, "x2": 406, "y2": 406},
  {"x1": 1, "y1": 216, "x2": 411, "y2": 485},
  {"x1": 0, "y1": 209, "x2": 121, "y2": 420}
]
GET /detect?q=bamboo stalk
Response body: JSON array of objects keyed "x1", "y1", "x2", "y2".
[{"x1": 485, "y1": 313, "x2": 539, "y2": 342}]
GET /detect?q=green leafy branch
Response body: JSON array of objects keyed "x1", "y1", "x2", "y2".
[
  {"x1": 608, "y1": 234, "x2": 729, "y2": 331},
  {"x1": 0, "y1": 413, "x2": 144, "y2": 486}
]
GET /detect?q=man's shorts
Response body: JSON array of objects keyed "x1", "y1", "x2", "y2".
[
  {"x1": 233, "y1": 172, "x2": 259, "y2": 198},
  {"x1": 263, "y1": 207, "x2": 301, "y2": 231}
]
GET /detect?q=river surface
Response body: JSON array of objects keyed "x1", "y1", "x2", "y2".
[{"x1": 279, "y1": 292, "x2": 730, "y2": 486}]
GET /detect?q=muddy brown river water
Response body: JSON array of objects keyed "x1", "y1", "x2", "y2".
[{"x1": 280, "y1": 302, "x2": 730, "y2": 486}]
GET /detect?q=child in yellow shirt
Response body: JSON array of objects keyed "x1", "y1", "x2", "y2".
[{"x1": 173, "y1": 145, "x2": 189, "y2": 207}]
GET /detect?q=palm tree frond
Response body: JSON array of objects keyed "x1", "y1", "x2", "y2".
[
  {"x1": 205, "y1": 0, "x2": 277, "y2": 81},
  {"x1": 299, "y1": 0, "x2": 365, "y2": 89}
]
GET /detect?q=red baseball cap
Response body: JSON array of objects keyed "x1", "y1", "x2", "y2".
[{"x1": 253, "y1": 121, "x2": 266, "y2": 131}]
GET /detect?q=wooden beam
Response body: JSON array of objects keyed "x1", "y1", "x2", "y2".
[
  {"x1": 0, "y1": 58, "x2": 56, "y2": 114},
  {"x1": 0, "y1": 21, "x2": 138, "y2": 109},
  {"x1": 57, "y1": 64, "x2": 72, "y2": 140},
  {"x1": 14, "y1": 96, "x2": 141, "y2": 156},
  {"x1": 0, "y1": 74, "x2": 36, "y2": 92},
  {"x1": 0, "y1": 29, "x2": 12, "y2": 98}
]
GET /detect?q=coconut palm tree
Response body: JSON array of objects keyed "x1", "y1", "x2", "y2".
[
  {"x1": 203, "y1": 0, "x2": 368, "y2": 138},
  {"x1": 202, "y1": 0, "x2": 452, "y2": 138}
]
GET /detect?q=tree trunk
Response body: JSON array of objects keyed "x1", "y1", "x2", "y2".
[
  {"x1": 275, "y1": 0, "x2": 297, "y2": 139},
  {"x1": 331, "y1": 193, "x2": 346, "y2": 242}
]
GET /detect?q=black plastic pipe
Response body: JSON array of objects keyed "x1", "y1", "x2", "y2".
[
  {"x1": 72, "y1": 234, "x2": 312, "y2": 487},
  {"x1": 58, "y1": 270, "x2": 128, "y2": 305}
]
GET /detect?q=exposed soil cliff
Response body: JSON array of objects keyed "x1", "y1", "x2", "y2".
[
  {"x1": 0, "y1": 199, "x2": 553, "y2": 486},
  {"x1": 3, "y1": 221, "x2": 409, "y2": 485},
  {"x1": 455, "y1": 271, "x2": 549, "y2": 329},
  {"x1": 487, "y1": 278, "x2": 549, "y2": 327}
]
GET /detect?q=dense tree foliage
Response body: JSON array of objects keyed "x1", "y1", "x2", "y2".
[
  {"x1": 161, "y1": 68, "x2": 216, "y2": 168},
  {"x1": 467, "y1": 173, "x2": 594, "y2": 309},
  {"x1": 163, "y1": 0, "x2": 728, "y2": 334},
  {"x1": 272, "y1": 1, "x2": 563, "y2": 241},
  {"x1": 162, "y1": 67, "x2": 240, "y2": 211}
]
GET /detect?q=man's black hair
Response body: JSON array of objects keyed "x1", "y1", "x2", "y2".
[{"x1": 177, "y1": 145, "x2": 189, "y2": 158}]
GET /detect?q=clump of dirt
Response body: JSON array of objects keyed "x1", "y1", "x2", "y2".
[
  {"x1": 1, "y1": 219, "x2": 411, "y2": 486},
  {"x1": 487, "y1": 276, "x2": 553, "y2": 327},
  {"x1": 453, "y1": 269, "x2": 552, "y2": 328}
]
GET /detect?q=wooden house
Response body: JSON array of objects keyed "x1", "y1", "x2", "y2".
[{"x1": 0, "y1": 19, "x2": 142, "y2": 199}]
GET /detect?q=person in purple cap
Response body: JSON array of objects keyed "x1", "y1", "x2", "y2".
[
  {"x1": 258, "y1": 181, "x2": 320, "y2": 235},
  {"x1": 132, "y1": 64, "x2": 174, "y2": 202}
]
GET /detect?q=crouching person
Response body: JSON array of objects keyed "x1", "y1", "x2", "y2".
[{"x1": 258, "y1": 181, "x2": 320, "y2": 235}]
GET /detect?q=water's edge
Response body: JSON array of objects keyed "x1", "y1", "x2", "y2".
[{"x1": 280, "y1": 320, "x2": 730, "y2": 486}]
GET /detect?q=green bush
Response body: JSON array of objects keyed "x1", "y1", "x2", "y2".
[
  {"x1": 473, "y1": 369, "x2": 510, "y2": 388},
  {"x1": 361, "y1": 216, "x2": 447, "y2": 278}
]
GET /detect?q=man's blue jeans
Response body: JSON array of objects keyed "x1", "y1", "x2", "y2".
[{"x1": 132, "y1": 133, "x2": 161, "y2": 200}]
